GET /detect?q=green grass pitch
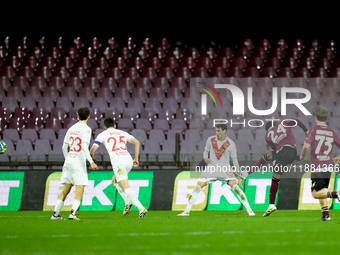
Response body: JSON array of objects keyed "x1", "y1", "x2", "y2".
[{"x1": 1, "y1": 210, "x2": 340, "y2": 255}]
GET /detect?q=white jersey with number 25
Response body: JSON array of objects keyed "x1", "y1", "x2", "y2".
[{"x1": 95, "y1": 128, "x2": 134, "y2": 161}]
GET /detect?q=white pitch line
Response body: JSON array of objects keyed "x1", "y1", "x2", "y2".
[{"x1": 0, "y1": 228, "x2": 304, "y2": 239}]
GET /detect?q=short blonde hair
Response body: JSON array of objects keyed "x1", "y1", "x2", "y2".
[{"x1": 313, "y1": 105, "x2": 328, "y2": 121}]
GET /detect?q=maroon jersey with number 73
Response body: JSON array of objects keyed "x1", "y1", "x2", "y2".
[{"x1": 305, "y1": 124, "x2": 340, "y2": 167}]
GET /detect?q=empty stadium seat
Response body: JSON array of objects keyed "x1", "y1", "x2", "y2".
[
  {"x1": 135, "y1": 119, "x2": 152, "y2": 133},
  {"x1": 131, "y1": 129, "x2": 147, "y2": 144},
  {"x1": 12, "y1": 139, "x2": 33, "y2": 161},
  {"x1": 117, "y1": 118, "x2": 134, "y2": 132},
  {"x1": 39, "y1": 128, "x2": 57, "y2": 143},
  {"x1": 30, "y1": 139, "x2": 53, "y2": 161}
]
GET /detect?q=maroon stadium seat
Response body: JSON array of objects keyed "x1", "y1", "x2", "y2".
[
  {"x1": 136, "y1": 77, "x2": 152, "y2": 91},
  {"x1": 135, "y1": 119, "x2": 152, "y2": 133},
  {"x1": 145, "y1": 56, "x2": 162, "y2": 70},
  {"x1": 131, "y1": 129, "x2": 148, "y2": 144},
  {"x1": 149, "y1": 129, "x2": 165, "y2": 144},
  {"x1": 45, "y1": 118, "x2": 63, "y2": 133},
  {"x1": 158, "y1": 66, "x2": 175, "y2": 81},
  {"x1": 7, "y1": 86, "x2": 24, "y2": 99},
  {"x1": 73, "y1": 97, "x2": 91, "y2": 109},
  {"x1": 101, "y1": 77, "x2": 117, "y2": 90},
  {"x1": 1, "y1": 66, "x2": 16, "y2": 79},
  {"x1": 0, "y1": 76, "x2": 11, "y2": 90},
  {"x1": 54, "y1": 66, "x2": 70, "y2": 79},
  {"x1": 84, "y1": 77, "x2": 100, "y2": 91},
  {"x1": 17, "y1": 66, "x2": 34, "y2": 79},
  {"x1": 58, "y1": 56, "x2": 74, "y2": 70},
  {"x1": 184, "y1": 47, "x2": 200, "y2": 59},
  {"x1": 141, "y1": 67, "x2": 157, "y2": 82},
  {"x1": 55, "y1": 97, "x2": 73, "y2": 112},
  {"x1": 117, "y1": 118, "x2": 134, "y2": 132},
  {"x1": 3, "y1": 129, "x2": 20, "y2": 144},
  {"x1": 92, "y1": 57, "x2": 109, "y2": 70},
  {"x1": 154, "y1": 118, "x2": 169, "y2": 132},
  {"x1": 21, "y1": 129, "x2": 39, "y2": 143},
  {"x1": 163, "y1": 56, "x2": 179, "y2": 70},
  {"x1": 123, "y1": 67, "x2": 140, "y2": 81},
  {"x1": 50, "y1": 107, "x2": 67, "y2": 121}
]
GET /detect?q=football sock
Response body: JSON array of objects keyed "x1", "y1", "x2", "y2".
[
  {"x1": 184, "y1": 185, "x2": 202, "y2": 213},
  {"x1": 327, "y1": 191, "x2": 337, "y2": 198},
  {"x1": 232, "y1": 184, "x2": 252, "y2": 212},
  {"x1": 249, "y1": 156, "x2": 266, "y2": 174},
  {"x1": 322, "y1": 206, "x2": 329, "y2": 217},
  {"x1": 114, "y1": 183, "x2": 130, "y2": 205},
  {"x1": 269, "y1": 177, "x2": 280, "y2": 204},
  {"x1": 53, "y1": 199, "x2": 64, "y2": 216},
  {"x1": 71, "y1": 199, "x2": 81, "y2": 215},
  {"x1": 124, "y1": 188, "x2": 144, "y2": 211}
]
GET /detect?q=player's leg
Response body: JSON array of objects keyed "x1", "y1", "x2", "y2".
[
  {"x1": 69, "y1": 165, "x2": 88, "y2": 220},
  {"x1": 69, "y1": 184, "x2": 84, "y2": 220},
  {"x1": 228, "y1": 179, "x2": 255, "y2": 216},
  {"x1": 319, "y1": 198, "x2": 330, "y2": 221},
  {"x1": 311, "y1": 172, "x2": 331, "y2": 221},
  {"x1": 112, "y1": 175, "x2": 132, "y2": 215},
  {"x1": 51, "y1": 183, "x2": 73, "y2": 220},
  {"x1": 311, "y1": 189, "x2": 338, "y2": 199},
  {"x1": 116, "y1": 165, "x2": 147, "y2": 218},
  {"x1": 178, "y1": 181, "x2": 207, "y2": 216},
  {"x1": 263, "y1": 172, "x2": 281, "y2": 216},
  {"x1": 264, "y1": 149, "x2": 295, "y2": 217}
]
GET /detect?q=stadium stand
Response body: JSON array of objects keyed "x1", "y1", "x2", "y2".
[{"x1": 0, "y1": 36, "x2": 340, "y2": 168}]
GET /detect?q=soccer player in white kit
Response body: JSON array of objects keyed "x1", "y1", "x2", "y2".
[
  {"x1": 90, "y1": 118, "x2": 147, "y2": 218},
  {"x1": 178, "y1": 124, "x2": 254, "y2": 216},
  {"x1": 51, "y1": 107, "x2": 98, "y2": 220}
]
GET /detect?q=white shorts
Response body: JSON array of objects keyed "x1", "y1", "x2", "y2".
[
  {"x1": 61, "y1": 163, "x2": 88, "y2": 186},
  {"x1": 111, "y1": 157, "x2": 133, "y2": 182}
]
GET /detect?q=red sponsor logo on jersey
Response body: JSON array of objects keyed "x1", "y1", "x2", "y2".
[{"x1": 211, "y1": 137, "x2": 230, "y2": 160}]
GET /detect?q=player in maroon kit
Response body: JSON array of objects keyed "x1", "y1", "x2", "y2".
[
  {"x1": 300, "y1": 106, "x2": 340, "y2": 221},
  {"x1": 249, "y1": 118, "x2": 308, "y2": 216}
]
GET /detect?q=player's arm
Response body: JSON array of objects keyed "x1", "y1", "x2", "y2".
[
  {"x1": 300, "y1": 143, "x2": 310, "y2": 161},
  {"x1": 89, "y1": 141, "x2": 101, "y2": 163},
  {"x1": 62, "y1": 142, "x2": 69, "y2": 159},
  {"x1": 82, "y1": 133, "x2": 98, "y2": 170},
  {"x1": 90, "y1": 141, "x2": 100, "y2": 157},
  {"x1": 334, "y1": 155, "x2": 340, "y2": 165},
  {"x1": 62, "y1": 130, "x2": 70, "y2": 159},
  {"x1": 231, "y1": 143, "x2": 246, "y2": 183},
  {"x1": 332, "y1": 132, "x2": 340, "y2": 164},
  {"x1": 129, "y1": 137, "x2": 140, "y2": 167},
  {"x1": 292, "y1": 118, "x2": 308, "y2": 133},
  {"x1": 231, "y1": 156, "x2": 244, "y2": 187},
  {"x1": 203, "y1": 138, "x2": 211, "y2": 164}
]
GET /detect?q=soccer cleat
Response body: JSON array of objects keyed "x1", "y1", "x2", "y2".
[
  {"x1": 247, "y1": 210, "x2": 255, "y2": 216},
  {"x1": 51, "y1": 214, "x2": 63, "y2": 220},
  {"x1": 139, "y1": 209, "x2": 147, "y2": 219},
  {"x1": 123, "y1": 204, "x2": 132, "y2": 216},
  {"x1": 321, "y1": 215, "x2": 331, "y2": 221},
  {"x1": 263, "y1": 205, "x2": 277, "y2": 217},
  {"x1": 177, "y1": 212, "x2": 190, "y2": 216},
  {"x1": 235, "y1": 170, "x2": 248, "y2": 180},
  {"x1": 69, "y1": 214, "x2": 81, "y2": 220}
]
